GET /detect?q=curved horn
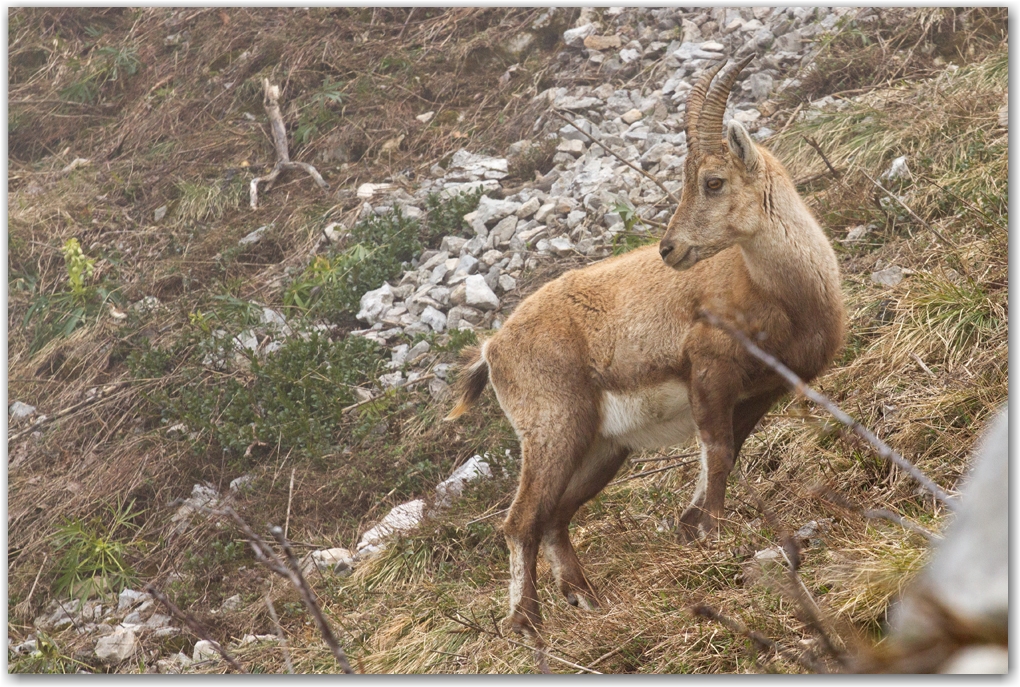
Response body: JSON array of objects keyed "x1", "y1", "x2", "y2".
[
  {"x1": 696, "y1": 53, "x2": 755, "y2": 156},
  {"x1": 685, "y1": 60, "x2": 726, "y2": 158}
]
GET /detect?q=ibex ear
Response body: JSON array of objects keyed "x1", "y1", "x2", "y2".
[{"x1": 726, "y1": 120, "x2": 760, "y2": 174}]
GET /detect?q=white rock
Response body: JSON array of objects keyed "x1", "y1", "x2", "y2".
[
  {"x1": 435, "y1": 455, "x2": 492, "y2": 507},
  {"x1": 448, "y1": 149, "x2": 509, "y2": 180},
  {"x1": 238, "y1": 225, "x2": 270, "y2": 247},
  {"x1": 95, "y1": 626, "x2": 137, "y2": 664},
  {"x1": 416, "y1": 111, "x2": 435, "y2": 124},
  {"x1": 481, "y1": 249, "x2": 504, "y2": 267},
  {"x1": 619, "y1": 48, "x2": 640, "y2": 63},
  {"x1": 549, "y1": 236, "x2": 575, "y2": 256},
  {"x1": 475, "y1": 196, "x2": 521, "y2": 225},
  {"x1": 440, "y1": 235, "x2": 469, "y2": 254},
  {"x1": 356, "y1": 283, "x2": 394, "y2": 325},
  {"x1": 356, "y1": 182, "x2": 395, "y2": 200},
  {"x1": 516, "y1": 197, "x2": 540, "y2": 218},
  {"x1": 748, "y1": 72, "x2": 774, "y2": 100},
  {"x1": 556, "y1": 139, "x2": 585, "y2": 156},
  {"x1": 498, "y1": 274, "x2": 518, "y2": 293},
  {"x1": 882, "y1": 155, "x2": 911, "y2": 181},
  {"x1": 406, "y1": 340, "x2": 431, "y2": 363},
  {"x1": 9, "y1": 402, "x2": 36, "y2": 421},
  {"x1": 843, "y1": 224, "x2": 874, "y2": 242},
  {"x1": 563, "y1": 23, "x2": 597, "y2": 46},
  {"x1": 357, "y1": 499, "x2": 425, "y2": 553},
  {"x1": 154, "y1": 205, "x2": 168, "y2": 222},
  {"x1": 157, "y1": 652, "x2": 193, "y2": 674},
  {"x1": 871, "y1": 266, "x2": 905, "y2": 287},
  {"x1": 118, "y1": 589, "x2": 149, "y2": 612},
  {"x1": 420, "y1": 306, "x2": 447, "y2": 333},
  {"x1": 621, "y1": 108, "x2": 644, "y2": 124},
  {"x1": 306, "y1": 546, "x2": 354, "y2": 570},
  {"x1": 192, "y1": 639, "x2": 219, "y2": 663},
  {"x1": 565, "y1": 210, "x2": 587, "y2": 229},
  {"x1": 464, "y1": 275, "x2": 500, "y2": 311},
  {"x1": 379, "y1": 371, "x2": 404, "y2": 388},
  {"x1": 220, "y1": 595, "x2": 243, "y2": 612}
]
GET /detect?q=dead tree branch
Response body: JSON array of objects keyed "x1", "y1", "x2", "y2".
[
  {"x1": 213, "y1": 506, "x2": 355, "y2": 673},
  {"x1": 145, "y1": 584, "x2": 246, "y2": 673},
  {"x1": 802, "y1": 136, "x2": 842, "y2": 180},
  {"x1": 699, "y1": 308, "x2": 957, "y2": 510},
  {"x1": 860, "y1": 169, "x2": 957, "y2": 248},
  {"x1": 690, "y1": 604, "x2": 827, "y2": 673},
  {"x1": 809, "y1": 484, "x2": 940, "y2": 543},
  {"x1": 735, "y1": 471, "x2": 847, "y2": 667},
  {"x1": 250, "y1": 79, "x2": 330, "y2": 210}
]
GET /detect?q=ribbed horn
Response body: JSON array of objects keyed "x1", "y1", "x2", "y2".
[
  {"x1": 684, "y1": 60, "x2": 726, "y2": 158},
  {"x1": 696, "y1": 53, "x2": 755, "y2": 157}
]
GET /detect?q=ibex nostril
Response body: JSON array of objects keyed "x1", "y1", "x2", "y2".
[{"x1": 659, "y1": 244, "x2": 674, "y2": 260}]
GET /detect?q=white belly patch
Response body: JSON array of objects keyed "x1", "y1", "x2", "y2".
[{"x1": 599, "y1": 380, "x2": 697, "y2": 450}]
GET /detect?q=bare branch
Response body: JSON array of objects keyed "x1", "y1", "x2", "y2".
[
  {"x1": 144, "y1": 584, "x2": 246, "y2": 673},
  {"x1": 735, "y1": 471, "x2": 846, "y2": 667},
  {"x1": 690, "y1": 604, "x2": 827, "y2": 673},
  {"x1": 859, "y1": 169, "x2": 957, "y2": 248},
  {"x1": 699, "y1": 308, "x2": 957, "y2": 510},
  {"x1": 809, "y1": 484, "x2": 940, "y2": 543},
  {"x1": 250, "y1": 79, "x2": 329, "y2": 210},
  {"x1": 213, "y1": 507, "x2": 356, "y2": 673},
  {"x1": 801, "y1": 136, "x2": 842, "y2": 180}
]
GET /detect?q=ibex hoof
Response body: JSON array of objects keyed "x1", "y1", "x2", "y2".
[{"x1": 566, "y1": 592, "x2": 600, "y2": 611}]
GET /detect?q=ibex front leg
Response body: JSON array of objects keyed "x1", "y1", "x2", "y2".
[{"x1": 678, "y1": 361, "x2": 740, "y2": 542}]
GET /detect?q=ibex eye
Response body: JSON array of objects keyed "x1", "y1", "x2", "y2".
[{"x1": 706, "y1": 178, "x2": 724, "y2": 191}]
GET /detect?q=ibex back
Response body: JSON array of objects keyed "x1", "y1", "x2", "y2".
[{"x1": 446, "y1": 56, "x2": 845, "y2": 636}]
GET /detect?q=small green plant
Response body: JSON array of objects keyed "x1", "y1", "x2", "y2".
[
  {"x1": 610, "y1": 200, "x2": 656, "y2": 255},
  {"x1": 295, "y1": 77, "x2": 346, "y2": 147},
  {"x1": 50, "y1": 499, "x2": 144, "y2": 602},
  {"x1": 422, "y1": 188, "x2": 483, "y2": 248},
  {"x1": 285, "y1": 208, "x2": 421, "y2": 321},
  {"x1": 59, "y1": 44, "x2": 141, "y2": 104},
  {"x1": 62, "y1": 238, "x2": 95, "y2": 302},
  {"x1": 23, "y1": 238, "x2": 121, "y2": 353}
]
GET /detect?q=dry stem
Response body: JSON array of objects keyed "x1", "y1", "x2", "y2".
[{"x1": 145, "y1": 584, "x2": 247, "y2": 673}]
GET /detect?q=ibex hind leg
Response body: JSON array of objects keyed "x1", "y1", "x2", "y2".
[
  {"x1": 541, "y1": 439, "x2": 629, "y2": 610},
  {"x1": 502, "y1": 410, "x2": 599, "y2": 636}
]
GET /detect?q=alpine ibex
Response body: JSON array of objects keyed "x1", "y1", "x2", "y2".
[{"x1": 446, "y1": 56, "x2": 846, "y2": 635}]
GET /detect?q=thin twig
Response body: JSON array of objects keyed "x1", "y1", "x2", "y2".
[
  {"x1": 860, "y1": 170, "x2": 957, "y2": 248},
  {"x1": 916, "y1": 172, "x2": 1007, "y2": 232},
  {"x1": 213, "y1": 507, "x2": 356, "y2": 673},
  {"x1": 909, "y1": 351, "x2": 936, "y2": 378},
  {"x1": 691, "y1": 604, "x2": 826, "y2": 673},
  {"x1": 465, "y1": 506, "x2": 509, "y2": 526},
  {"x1": 735, "y1": 471, "x2": 846, "y2": 666},
  {"x1": 699, "y1": 308, "x2": 957, "y2": 510},
  {"x1": 608, "y1": 459, "x2": 698, "y2": 486},
  {"x1": 550, "y1": 110, "x2": 680, "y2": 205},
  {"x1": 145, "y1": 584, "x2": 246, "y2": 673},
  {"x1": 801, "y1": 136, "x2": 842, "y2": 180},
  {"x1": 809, "y1": 484, "x2": 940, "y2": 543},
  {"x1": 264, "y1": 594, "x2": 294, "y2": 674},
  {"x1": 284, "y1": 468, "x2": 295, "y2": 540},
  {"x1": 8, "y1": 381, "x2": 132, "y2": 443},
  {"x1": 776, "y1": 102, "x2": 804, "y2": 138}
]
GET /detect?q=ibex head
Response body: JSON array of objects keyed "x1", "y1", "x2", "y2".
[{"x1": 659, "y1": 55, "x2": 764, "y2": 271}]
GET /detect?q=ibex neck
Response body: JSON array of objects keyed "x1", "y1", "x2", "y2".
[{"x1": 739, "y1": 183, "x2": 840, "y2": 313}]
